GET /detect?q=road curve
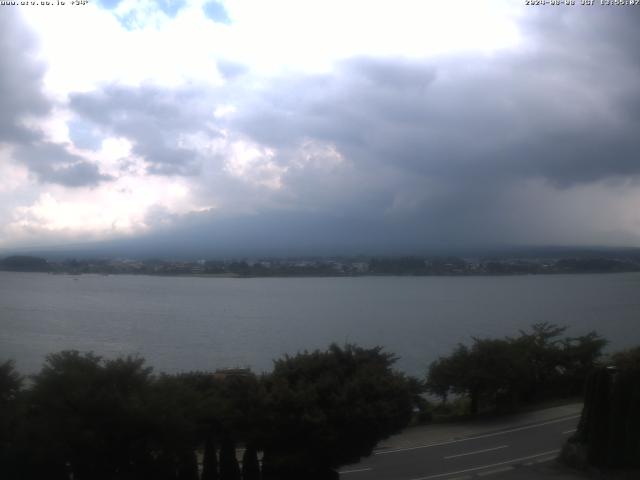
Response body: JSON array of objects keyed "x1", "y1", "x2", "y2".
[{"x1": 339, "y1": 413, "x2": 580, "y2": 480}]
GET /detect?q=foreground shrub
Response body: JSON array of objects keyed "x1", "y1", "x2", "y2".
[
  {"x1": 566, "y1": 347, "x2": 640, "y2": 469},
  {"x1": 426, "y1": 323, "x2": 607, "y2": 415}
]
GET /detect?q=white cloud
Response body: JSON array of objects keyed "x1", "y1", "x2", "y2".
[
  {"x1": 19, "y1": 0, "x2": 522, "y2": 98},
  {"x1": 5, "y1": 173, "x2": 208, "y2": 242},
  {"x1": 224, "y1": 139, "x2": 283, "y2": 189},
  {"x1": 222, "y1": 0, "x2": 521, "y2": 74}
]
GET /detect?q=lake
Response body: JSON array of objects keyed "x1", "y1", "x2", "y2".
[{"x1": 1, "y1": 272, "x2": 639, "y2": 376}]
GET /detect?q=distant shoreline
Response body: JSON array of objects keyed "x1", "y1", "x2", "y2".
[
  {"x1": 2, "y1": 254, "x2": 639, "y2": 278},
  {"x1": 1, "y1": 269, "x2": 639, "y2": 279}
]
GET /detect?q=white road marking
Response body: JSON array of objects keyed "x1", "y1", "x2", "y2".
[
  {"x1": 375, "y1": 415, "x2": 579, "y2": 455},
  {"x1": 477, "y1": 466, "x2": 514, "y2": 476},
  {"x1": 562, "y1": 428, "x2": 577, "y2": 434},
  {"x1": 444, "y1": 445, "x2": 508, "y2": 460},
  {"x1": 533, "y1": 455, "x2": 557, "y2": 464},
  {"x1": 340, "y1": 467, "x2": 373, "y2": 474},
  {"x1": 408, "y1": 449, "x2": 560, "y2": 480}
]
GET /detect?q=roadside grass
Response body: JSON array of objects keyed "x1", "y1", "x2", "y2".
[{"x1": 412, "y1": 395, "x2": 583, "y2": 426}]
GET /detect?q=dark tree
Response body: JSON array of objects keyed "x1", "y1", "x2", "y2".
[
  {"x1": 241, "y1": 444, "x2": 261, "y2": 480},
  {"x1": 427, "y1": 324, "x2": 607, "y2": 415},
  {"x1": 177, "y1": 449, "x2": 199, "y2": 480},
  {"x1": 219, "y1": 437, "x2": 241, "y2": 480},
  {"x1": 566, "y1": 350, "x2": 640, "y2": 469},
  {"x1": 0, "y1": 361, "x2": 24, "y2": 479},
  {"x1": 426, "y1": 344, "x2": 469, "y2": 403},
  {"x1": 261, "y1": 344, "x2": 413, "y2": 478},
  {"x1": 0, "y1": 255, "x2": 51, "y2": 272},
  {"x1": 213, "y1": 371, "x2": 266, "y2": 446},
  {"x1": 560, "y1": 331, "x2": 608, "y2": 396},
  {"x1": 23, "y1": 351, "x2": 157, "y2": 480},
  {"x1": 3, "y1": 343, "x2": 419, "y2": 480},
  {"x1": 0, "y1": 360, "x2": 22, "y2": 403},
  {"x1": 610, "y1": 346, "x2": 640, "y2": 370},
  {"x1": 201, "y1": 435, "x2": 219, "y2": 480},
  {"x1": 145, "y1": 373, "x2": 205, "y2": 478},
  {"x1": 427, "y1": 339, "x2": 523, "y2": 414}
]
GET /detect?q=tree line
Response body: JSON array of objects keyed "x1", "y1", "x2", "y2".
[
  {"x1": 1, "y1": 324, "x2": 631, "y2": 478},
  {"x1": 426, "y1": 323, "x2": 607, "y2": 415},
  {"x1": 0, "y1": 345, "x2": 416, "y2": 480}
]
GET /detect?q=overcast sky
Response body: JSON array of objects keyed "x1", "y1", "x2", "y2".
[{"x1": 1, "y1": 1, "x2": 639, "y2": 255}]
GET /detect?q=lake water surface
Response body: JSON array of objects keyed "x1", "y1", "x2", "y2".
[{"x1": 1, "y1": 272, "x2": 639, "y2": 376}]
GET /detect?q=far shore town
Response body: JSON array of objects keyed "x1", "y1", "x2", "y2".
[{"x1": 2, "y1": 254, "x2": 640, "y2": 277}]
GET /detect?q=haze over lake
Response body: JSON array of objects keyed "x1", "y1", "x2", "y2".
[{"x1": 2, "y1": 272, "x2": 640, "y2": 376}]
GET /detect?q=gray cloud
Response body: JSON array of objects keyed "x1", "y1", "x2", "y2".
[
  {"x1": 234, "y1": 41, "x2": 640, "y2": 189},
  {"x1": 59, "y1": 5, "x2": 640, "y2": 250},
  {"x1": 203, "y1": 5, "x2": 640, "y2": 248},
  {"x1": 69, "y1": 86, "x2": 221, "y2": 176},
  {"x1": 43, "y1": 161, "x2": 113, "y2": 188},
  {"x1": 1, "y1": 10, "x2": 114, "y2": 189},
  {"x1": 14, "y1": 142, "x2": 114, "y2": 187},
  {"x1": 0, "y1": 9, "x2": 50, "y2": 144}
]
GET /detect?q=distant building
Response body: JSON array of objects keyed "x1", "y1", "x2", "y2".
[
  {"x1": 352, "y1": 262, "x2": 369, "y2": 273},
  {"x1": 213, "y1": 368, "x2": 253, "y2": 380}
]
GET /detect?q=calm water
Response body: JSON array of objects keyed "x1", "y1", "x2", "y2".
[{"x1": 1, "y1": 272, "x2": 639, "y2": 376}]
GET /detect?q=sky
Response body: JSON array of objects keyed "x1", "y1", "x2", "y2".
[{"x1": 1, "y1": 0, "x2": 640, "y2": 256}]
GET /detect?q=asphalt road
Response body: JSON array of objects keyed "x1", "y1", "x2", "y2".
[{"x1": 339, "y1": 414, "x2": 580, "y2": 480}]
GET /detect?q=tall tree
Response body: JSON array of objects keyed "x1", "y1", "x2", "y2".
[
  {"x1": 177, "y1": 449, "x2": 199, "y2": 480},
  {"x1": 201, "y1": 434, "x2": 219, "y2": 480},
  {"x1": 25, "y1": 351, "x2": 157, "y2": 479},
  {"x1": 261, "y1": 344, "x2": 413, "y2": 478},
  {"x1": 0, "y1": 360, "x2": 24, "y2": 479},
  {"x1": 427, "y1": 324, "x2": 607, "y2": 415},
  {"x1": 219, "y1": 437, "x2": 241, "y2": 480},
  {"x1": 241, "y1": 444, "x2": 261, "y2": 480},
  {"x1": 569, "y1": 350, "x2": 640, "y2": 469}
]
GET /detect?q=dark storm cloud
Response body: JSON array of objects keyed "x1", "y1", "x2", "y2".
[
  {"x1": 14, "y1": 142, "x2": 114, "y2": 188},
  {"x1": 91, "y1": 209, "x2": 465, "y2": 258},
  {"x1": 343, "y1": 56, "x2": 437, "y2": 91},
  {"x1": 69, "y1": 86, "x2": 220, "y2": 176},
  {"x1": 0, "y1": 9, "x2": 50, "y2": 144},
  {"x1": 54, "y1": 5, "x2": 640, "y2": 250},
  {"x1": 187, "y1": 5, "x2": 637, "y2": 248},
  {"x1": 233, "y1": 26, "x2": 640, "y2": 190},
  {"x1": 231, "y1": 57, "x2": 439, "y2": 153}
]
